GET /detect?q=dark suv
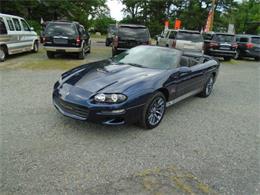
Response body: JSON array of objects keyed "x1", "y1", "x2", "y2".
[
  {"x1": 112, "y1": 24, "x2": 150, "y2": 56},
  {"x1": 235, "y1": 34, "x2": 260, "y2": 61},
  {"x1": 203, "y1": 32, "x2": 237, "y2": 61},
  {"x1": 42, "y1": 21, "x2": 91, "y2": 59}
]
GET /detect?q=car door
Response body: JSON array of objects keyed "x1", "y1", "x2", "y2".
[
  {"x1": 175, "y1": 57, "x2": 204, "y2": 98},
  {"x1": 20, "y1": 18, "x2": 34, "y2": 49}
]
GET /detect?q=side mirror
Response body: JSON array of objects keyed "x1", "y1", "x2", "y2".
[
  {"x1": 30, "y1": 27, "x2": 34, "y2": 31},
  {"x1": 179, "y1": 66, "x2": 191, "y2": 74}
]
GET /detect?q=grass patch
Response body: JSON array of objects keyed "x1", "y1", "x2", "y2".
[{"x1": 0, "y1": 46, "x2": 111, "y2": 71}]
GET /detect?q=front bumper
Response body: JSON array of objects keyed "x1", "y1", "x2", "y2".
[
  {"x1": 53, "y1": 94, "x2": 144, "y2": 126},
  {"x1": 44, "y1": 46, "x2": 82, "y2": 53}
]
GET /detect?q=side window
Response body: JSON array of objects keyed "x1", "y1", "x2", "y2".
[
  {"x1": 0, "y1": 17, "x2": 7, "y2": 34},
  {"x1": 236, "y1": 37, "x2": 240, "y2": 42},
  {"x1": 21, "y1": 19, "x2": 30, "y2": 31},
  {"x1": 12, "y1": 18, "x2": 21, "y2": 31},
  {"x1": 79, "y1": 26, "x2": 85, "y2": 35},
  {"x1": 169, "y1": 31, "x2": 176, "y2": 39},
  {"x1": 6, "y1": 18, "x2": 15, "y2": 31}
]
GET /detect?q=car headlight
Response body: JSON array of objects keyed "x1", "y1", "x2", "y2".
[{"x1": 94, "y1": 93, "x2": 127, "y2": 103}]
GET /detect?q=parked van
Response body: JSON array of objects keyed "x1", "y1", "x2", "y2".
[{"x1": 0, "y1": 13, "x2": 39, "y2": 62}]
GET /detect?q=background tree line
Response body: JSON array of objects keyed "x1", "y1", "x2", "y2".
[
  {"x1": 121, "y1": 0, "x2": 260, "y2": 36},
  {"x1": 0, "y1": 0, "x2": 259, "y2": 36}
]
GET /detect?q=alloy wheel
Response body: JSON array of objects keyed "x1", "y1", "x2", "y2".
[
  {"x1": 147, "y1": 97, "x2": 165, "y2": 126},
  {"x1": 205, "y1": 77, "x2": 214, "y2": 96}
]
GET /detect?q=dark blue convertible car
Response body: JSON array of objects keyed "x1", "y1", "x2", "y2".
[{"x1": 53, "y1": 46, "x2": 220, "y2": 129}]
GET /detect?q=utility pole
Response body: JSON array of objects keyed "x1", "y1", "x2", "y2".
[{"x1": 204, "y1": 0, "x2": 216, "y2": 32}]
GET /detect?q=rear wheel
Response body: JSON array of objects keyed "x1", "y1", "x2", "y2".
[
  {"x1": 0, "y1": 46, "x2": 7, "y2": 62},
  {"x1": 140, "y1": 92, "x2": 166, "y2": 129},
  {"x1": 255, "y1": 57, "x2": 260, "y2": 61},
  {"x1": 198, "y1": 75, "x2": 214, "y2": 98},
  {"x1": 47, "y1": 51, "x2": 55, "y2": 59},
  {"x1": 224, "y1": 57, "x2": 231, "y2": 61}
]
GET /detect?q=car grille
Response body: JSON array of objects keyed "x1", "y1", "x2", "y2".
[{"x1": 54, "y1": 97, "x2": 89, "y2": 119}]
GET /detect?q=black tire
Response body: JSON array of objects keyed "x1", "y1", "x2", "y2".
[
  {"x1": 86, "y1": 45, "x2": 91, "y2": 54},
  {"x1": 139, "y1": 92, "x2": 166, "y2": 129},
  {"x1": 224, "y1": 57, "x2": 231, "y2": 61},
  {"x1": 32, "y1": 41, "x2": 39, "y2": 53},
  {"x1": 86, "y1": 41, "x2": 91, "y2": 54},
  {"x1": 198, "y1": 75, "x2": 214, "y2": 98},
  {"x1": 47, "y1": 51, "x2": 55, "y2": 59},
  {"x1": 234, "y1": 49, "x2": 241, "y2": 60},
  {"x1": 255, "y1": 57, "x2": 260, "y2": 61},
  {"x1": 78, "y1": 48, "x2": 85, "y2": 59},
  {"x1": 0, "y1": 46, "x2": 7, "y2": 62}
]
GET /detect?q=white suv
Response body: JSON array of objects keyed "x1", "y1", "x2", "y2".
[
  {"x1": 0, "y1": 13, "x2": 39, "y2": 62},
  {"x1": 157, "y1": 29, "x2": 204, "y2": 53}
]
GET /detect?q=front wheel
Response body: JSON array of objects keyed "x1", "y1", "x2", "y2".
[
  {"x1": 198, "y1": 75, "x2": 214, "y2": 98},
  {"x1": 140, "y1": 92, "x2": 166, "y2": 129},
  {"x1": 255, "y1": 57, "x2": 260, "y2": 61},
  {"x1": 224, "y1": 57, "x2": 231, "y2": 61}
]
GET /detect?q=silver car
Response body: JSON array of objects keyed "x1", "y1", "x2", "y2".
[
  {"x1": 157, "y1": 29, "x2": 204, "y2": 53},
  {"x1": 0, "y1": 13, "x2": 39, "y2": 62}
]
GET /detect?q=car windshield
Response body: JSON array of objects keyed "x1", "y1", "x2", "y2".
[
  {"x1": 177, "y1": 32, "x2": 203, "y2": 42},
  {"x1": 215, "y1": 34, "x2": 234, "y2": 42},
  {"x1": 44, "y1": 23, "x2": 77, "y2": 36},
  {"x1": 112, "y1": 46, "x2": 181, "y2": 69},
  {"x1": 118, "y1": 27, "x2": 149, "y2": 40},
  {"x1": 251, "y1": 37, "x2": 260, "y2": 44}
]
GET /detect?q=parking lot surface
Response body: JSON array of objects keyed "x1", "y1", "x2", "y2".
[{"x1": 0, "y1": 42, "x2": 259, "y2": 194}]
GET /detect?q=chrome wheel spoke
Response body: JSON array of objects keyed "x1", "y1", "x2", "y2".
[{"x1": 147, "y1": 96, "x2": 165, "y2": 126}]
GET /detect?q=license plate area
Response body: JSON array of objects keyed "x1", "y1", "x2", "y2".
[
  {"x1": 56, "y1": 49, "x2": 66, "y2": 52},
  {"x1": 54, "y1": 38, "x2": 68, "y2": 45},
  {"x1": 219, "y1": 46, "x2": 230, "y2": 50}
]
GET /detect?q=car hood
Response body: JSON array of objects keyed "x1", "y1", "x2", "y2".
[{"x1": 62, "y1": 60, "x2": 164, "y2": 94}]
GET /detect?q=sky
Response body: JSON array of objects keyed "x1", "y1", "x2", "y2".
[
  {"x1": 106, "y1": 0, "x2": 125, "y2": 21},
  {"x1": 106, "y1": 0, "x2": 242, "y2": 21}
]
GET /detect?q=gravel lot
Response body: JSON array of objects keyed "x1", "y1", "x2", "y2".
[{"x1": 0, "y1": 43, "x2": 259, "y2": 194}]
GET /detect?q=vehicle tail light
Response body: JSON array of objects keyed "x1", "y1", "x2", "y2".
[
  {"x1": 246, "y1": 43, "x2": 254, "y2": 49},
  {"x1": 76, "y1": 36, "x2": 81, "y2": 46},
  {"x1": 172, "y1": 40, "x2": 176, "y2": 48},
  {"x1": 209, "y1": 42, "x2": 218, "y2": 48},
  {"x1": 113, "y1": 36, "x2": 119, "y2": 47}
]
